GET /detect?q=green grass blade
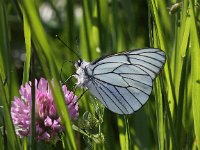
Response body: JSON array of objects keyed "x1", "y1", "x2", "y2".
[
  {"x1": 154, "y1": 79, "x2": 164, "y2": 150},
  {"x1": 0, "y1": 0, "x2": 10, "y2": 102},
  {"x1": 81, "y1": 0, "x2": 93, "y2": 61},
  {"x1": 117, "y1": 116, "x2": 129, "y2": 150},
  {"x1": 151, "y1": 0, "x2": 176, "y2": 115},
  {"x1": 190, "y1": 1, "x2": 200, "y2": 148},
  {"x1": 174, "y1": 11, "x2": 191, "y2": 146},
  {"x1": 0, "y1": 1, "x2": 21, "y2": 149},
  {"x1": 22, "y1": 8, "x2": 31, "y2": 84},
  {"x1": 0, "y1": 75, "x2": 20, "y2": 149},
  {"x1": 19, "y1": 0, "x2": 77, "y2": 149}
]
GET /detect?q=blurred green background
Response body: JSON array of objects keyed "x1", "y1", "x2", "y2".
[{"x1": 0, "y1": 0, "x2": 200, "y2": 149}]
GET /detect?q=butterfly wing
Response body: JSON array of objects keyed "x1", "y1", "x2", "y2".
[{"x1": 86, "y1": 48, "x2": 166, "y2": 114}]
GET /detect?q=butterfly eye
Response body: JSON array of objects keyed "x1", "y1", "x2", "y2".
[{"x1": 77, "y1": 59, "x2": 83, "y2": 66}]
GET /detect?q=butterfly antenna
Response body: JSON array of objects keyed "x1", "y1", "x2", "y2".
[
  {"x1": 56, "y1": 35, "x2": 81, "y2": 60},
  {"x1": 67, "y1": 80, "x2": 87, "y2": 103},
  {"x1": 75, "y1": 36, "x2": 80, "y2": 53}
]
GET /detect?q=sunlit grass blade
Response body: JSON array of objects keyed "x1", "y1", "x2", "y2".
[
  {"x1": 157, "y1": 1, "x2": 171, "y2": 35},
  {"x1": 151, "y1": 0, "x2": 176, "y2": 115},
  {"x1": 81, "y1": 0, "x2": 93, "y2": 61},
  {"x1": 154, "y1": 79, "x2": 164, "y2": 150},
  {"x1": 117, "y1": 116, "x2": 129, "y2": 150},
  {"x1": 22, "y1": 8, "x2": 31, "y2": 84},
  {"x1": 182, "y1": 51, "x2": 194, "y2": 148},
  {"x1": 174, "y1": 11, "x2": 191, "y2": 146},
  {"x1": 190, "y1": 1, "x2": 200, "y2": 148},
  {"x1": 19, "y1": 0, "x2": 77, "y2": 149}
]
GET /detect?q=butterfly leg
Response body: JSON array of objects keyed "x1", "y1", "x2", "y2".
[{"x1": 61, "y1": 73, "x2": 76, "y2": 85}]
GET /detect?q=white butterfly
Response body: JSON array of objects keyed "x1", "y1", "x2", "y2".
[{"x1": 73, "y1": 48, "x2": 166, "y2": 114}]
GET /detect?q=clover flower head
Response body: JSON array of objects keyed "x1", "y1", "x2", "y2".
[{"x1": 11, "y1": 78, "x2": 79, "y2": 141}]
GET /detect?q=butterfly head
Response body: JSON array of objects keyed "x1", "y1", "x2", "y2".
[
  {"x1": 75, "y1": 59, "x2": 83, "y2": 68},
  {"x1": 74, "y1": 59, "x2": 90, "y2": 88}
]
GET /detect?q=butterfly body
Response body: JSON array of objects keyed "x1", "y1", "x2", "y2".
[
  {"x1": 74, "y1": 60, "x2": 91, "y2": 88},
  {"x1": 74, "y1": 48, "x2": 166, "y2": 114}
]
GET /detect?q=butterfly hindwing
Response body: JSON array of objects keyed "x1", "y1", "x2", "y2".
[{"x1": 88, "y1": 77, "x2": 151, "y2": 114}]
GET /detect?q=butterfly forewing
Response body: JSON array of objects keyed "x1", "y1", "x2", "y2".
[{"x1": 85, "y1": 48, "x2": 166, "y2": 114}]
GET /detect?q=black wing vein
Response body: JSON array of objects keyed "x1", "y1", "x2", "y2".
[
  {"x1": 129, "y1": 57, "x2": 162, "y2": 69},
  {"x1": 114, "y1": 86, "x2": 135, "y2": 112},
  {"x1": 94, "y1": 79, "x2": 127, "y2": 114},
  {"x1": 119, "y1": 73, "x2": 152, "y2": 87},
  {"x1": 91, "y1": 80, "x2": 109, "y2": 108}
]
